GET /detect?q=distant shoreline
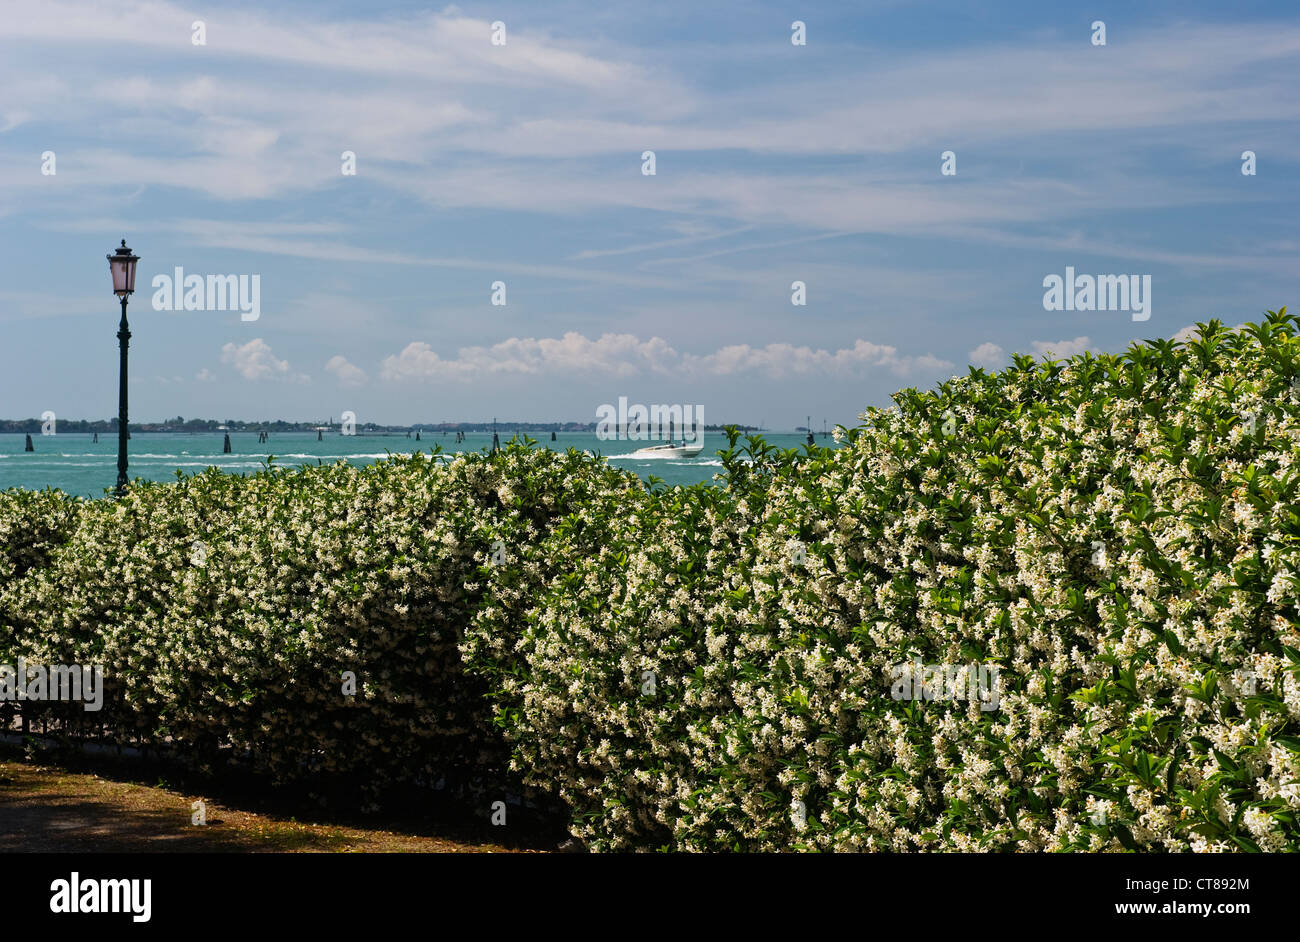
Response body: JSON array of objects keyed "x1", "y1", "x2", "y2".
[{"x1": 0, "y1": 423, "x2": 765, "y2": 434}]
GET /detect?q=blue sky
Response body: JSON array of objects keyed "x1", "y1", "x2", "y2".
[{"x1": 0, "y1": 0, "x2": 1296, "y2": 428}]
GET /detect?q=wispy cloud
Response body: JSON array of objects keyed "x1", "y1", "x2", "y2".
[
  {"x1": 569, "y1": 224, "x2": 756, "y2": 260},
  {"x1": 1, "y1": 2, "x2": 1296, "y2": 427}
]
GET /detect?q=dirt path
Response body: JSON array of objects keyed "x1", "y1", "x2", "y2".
[{"x1": 0, "y1": 760, "x2": 540, "y2": 853}]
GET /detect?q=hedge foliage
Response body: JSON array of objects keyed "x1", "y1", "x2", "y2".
[
  {"x1": 4, "y1": 310, "x2": 1300, "y2": 851},
  {"x1": 0, "y1": 448, "x2": 640, "y2": 797}
]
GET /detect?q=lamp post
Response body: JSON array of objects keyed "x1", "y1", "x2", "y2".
[{"x1": 107, "y1": 239, "x2": 139, "y2": 497}]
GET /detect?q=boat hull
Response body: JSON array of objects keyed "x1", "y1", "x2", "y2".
[{"x1": 627, "y1": 442, "x2": 705, "y2": 458}]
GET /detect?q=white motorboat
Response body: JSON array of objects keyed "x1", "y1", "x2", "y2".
[{"x1": 627, "y1": 439, "x2": 705, "y2": 458}]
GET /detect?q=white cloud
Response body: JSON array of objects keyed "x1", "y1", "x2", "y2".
[
  {"x1": 220, "y1": 339, "x2": 308, "y2": 383},
  {"x1": 681, "y1": 340, "x2": 951, "y2": 378},
  {"x1": 380, "y1": 332, "x2": 950, "y2": 382},
  {"x1": 195, "y1": 368, "x2": 215, "y2": 382},
  {"x1": 381, "y1": 333, "x2": 678, "y2": 381},
  {"x1": 968, "y1": 342, "x2": 1006, "y2": 369},
  {"x1": 325, "y1": 355, "x2": 368, "y2": 387},
  {"x1": 1030, "y1": 337, "x2": 1092, "y2": 359}
]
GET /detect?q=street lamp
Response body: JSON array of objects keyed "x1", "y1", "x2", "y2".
[{"x1": 107, "y1": 239, "x2": 139, "y2": 497}]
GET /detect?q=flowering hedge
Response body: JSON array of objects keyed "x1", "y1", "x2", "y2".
[
  {"x1": 0, "y1": 447, "x2": 641, "y2": 797},
  {"x1": 465, "y1": 311, "x2": 1300, "y2": 851},
  {"x1": 3, "y1": 311, "x2": 1299, "y2": 851}
]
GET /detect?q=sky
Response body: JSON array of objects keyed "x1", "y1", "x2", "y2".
[{"x1": 0, "y1": 0, "x2": 1297, "y2": 429}]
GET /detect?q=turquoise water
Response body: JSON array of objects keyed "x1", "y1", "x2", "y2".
[{"x1": 0, "y1": 431, "x2": 834, "y2": 497}]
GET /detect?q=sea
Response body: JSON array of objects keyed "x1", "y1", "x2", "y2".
[{"x1": 0, "y1": 430, "x2": 836, "y2": 498}]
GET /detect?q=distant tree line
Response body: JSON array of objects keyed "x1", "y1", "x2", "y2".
[{"x1": 0, "y1": 417, "x2": 759, "y2": 434}]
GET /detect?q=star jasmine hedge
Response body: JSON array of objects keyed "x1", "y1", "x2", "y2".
[{"x1": 3, "y1": 311, "x2": 1300, "y2": 852}]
